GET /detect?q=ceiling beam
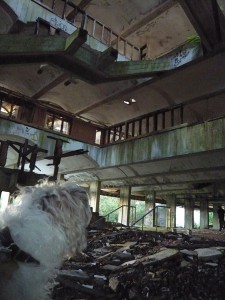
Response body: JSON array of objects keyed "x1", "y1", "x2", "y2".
[
  {"x1": 179, "y1": 0, "x2": 225, "y2": 52},
  {"x1": 32, "y1": 73, "x2": 69, "y2": 100},
  {"x1": 112, "y1": 0, "x2": 176, "y2": 43}
]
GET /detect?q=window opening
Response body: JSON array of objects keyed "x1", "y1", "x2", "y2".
[{"x1": 45, "y1": 112, "x2": 71, "y2": 134}]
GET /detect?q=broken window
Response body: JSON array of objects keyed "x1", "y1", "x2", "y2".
[
  {"x1": 0, "y1": 100, "x2": 20, "y2": 119},
  {"x1": 45, "y1": 112, "x2": 71, "y2": 135},
  {"x1": 95, "y1": 130, "x2": 102, "y2": 145}
]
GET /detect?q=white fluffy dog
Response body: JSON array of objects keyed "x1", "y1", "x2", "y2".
[{"x1": 0, "y1": 181, "x2": 91, "y2": 300}]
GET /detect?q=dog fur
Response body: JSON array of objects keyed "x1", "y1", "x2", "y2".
[{"x1": 0, "y1": 181, "x2": 91, "y2": 300}]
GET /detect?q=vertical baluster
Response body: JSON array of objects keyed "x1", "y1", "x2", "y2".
[
  {"x1": 52, "y1": 0, "x2": 56, "y2": 10},
  {"x1": 125, "y1": 122, "x2": 129, "y2": 139},
  {"x1": 138, "y1": 119, "x2": 142, "y2": 136},
  {"x1": 101, "y1": 24, "x2": 105, "y2": 42},
  {"x1": 180, "y1": 105, "x2": 184, "y2": 124},
  {"x1": 109, "y1": 30, "x2": 112, "y2": 46},
  {"x1": 131, "y1": 122, "x2": 135, "y2": 137},
  {"x1": 72, "y1": 7, "x2": 78, "y2": 25},
  {"x1": 112, "y1": 127, "x2": 116, "y2": 142},
  {"x1": 162, "y1": 111, "x2": 166, "y2": 129},
  {"x1": 153, "y1": 113, "x2": 158, "y2": 131},
  {"x1": 35, "y1": 18, "x2": 39, "y2": 35},
  {"x1": 119, "y1": 126, "x2": 122, "y2": 140},
  {"x1": 81, "y1": 13, "x2": 87, "y2": 29},
  {"x1": 171, "y1": 108, "x2": 174, "y2": 127},
  {"x1": 124, "y1": 40, "x2": 127, "y2": 57},
  {"x1": 139, "y1": 48, "x2": 141, "y2": 60},
  {"x1": 116, "y1": 36, "x2": 119, "y2": 50},
  {"x1": 92, "y1": 19, "x2": 96, "y2": 37},
  {"x1": 146, "y1": 116, "x2": 149, "y2": 134},
  {"x1": 130, "y1": 45, "x2": 134, "y2": 60},
  {"x1": 62, "y1": 0, "x2": 68, "y2": 19}
]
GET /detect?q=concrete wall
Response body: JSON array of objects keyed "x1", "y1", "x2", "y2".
[
  {"x1": 97, "y1": 118, "x2": 225, "y2": 167},
  {"x1": 1, "y1": 116, "x2": 225, "y2": 171}
]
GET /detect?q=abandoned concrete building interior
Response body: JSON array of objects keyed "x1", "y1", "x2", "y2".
[{"x1": 1, "y1": 0, "x2": 225, "y2": 299}]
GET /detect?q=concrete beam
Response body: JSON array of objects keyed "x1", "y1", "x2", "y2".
[
  {"x1": 0, "y1": 28, "x2": 87, "y2": 55},
  {"x1": 179, "y1": 0, "x2": 225, "y2": 52},
  {"x1": 65, "y1": 28, "x2": 87, "y2": 54},
  {"x1": 105, "y1": 59, "x2": 170, "y2": 79},
  {"x1": 96, "y1": 47, "x2": 118, "y2": 71},
  {"x1": 105, "y1": 42, "x2": 202, "y2": 80}
]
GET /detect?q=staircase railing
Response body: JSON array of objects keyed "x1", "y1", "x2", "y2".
[
  {"x1": 33, "y1": 0, "x2": 141, "y2": 60},
  {"x1": 90, "y1": 205, "x2": 136, "y2": 228},
  {"x1": 131, "y1": 205, "x2": 171, "y2": 231}
]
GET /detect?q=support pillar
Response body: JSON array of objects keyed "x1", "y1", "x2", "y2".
[
  {"x1": 89, "y1": 181, "x2": 101, "y2": 213},
  {"x1": 166, "y1": 194, "x2": 177, "y2": 229},
  {"x1": 118, "y1": 186, "x2": 131, "y2": 226},
  {"x1": 213, "y1": 203, "x2": 219, "y2": 230},
  {"x1": 184, "y1": 198, "x2": 194, "y2": 229},
  {"x1": 144, "y1": 192, "x2": 155, "y2": 227},
  {"x1": 200, "y1": 199, "x2": 209, "y2": 229}
]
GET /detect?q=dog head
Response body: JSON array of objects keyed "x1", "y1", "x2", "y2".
[{"x1": 10, "y1": 181, "x2": 92, "y2": 259}]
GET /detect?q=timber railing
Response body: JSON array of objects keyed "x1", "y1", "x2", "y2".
[
  {"x1": 102, "y1": 105, "x2": 184, "y2": 145},
  {"x1": 33, "y1": 0, "x2": 141, "y2": 60}
]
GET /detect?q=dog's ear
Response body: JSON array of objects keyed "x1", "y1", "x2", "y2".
[
  {"x1": 20, "y1": 186, "x2": 36, "y2": 194},
  {"x1": 61, "y1": 182, "x2": 87, "y2": 200},
  {"x1": 61, "y1": 182, "x2": 91, "y2": 224}
]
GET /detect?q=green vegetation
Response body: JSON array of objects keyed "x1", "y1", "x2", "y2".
[
  {"x1": 209, "y1": 211, "x2": 213, "y2": 226},
  {"x1": 99, "y1": 196, "x2": 120, "y2": 222},
  {"x1": 99, "y1": 196, "x2": 146, "y2": 224}
]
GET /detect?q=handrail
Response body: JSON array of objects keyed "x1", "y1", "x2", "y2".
[
  {"x1": 90, "y1": 204, "x2": 136, "y2": 227},
  {"x1": 131, "y1": 207, "x2": 155, "y2": 227},
  {"x1": 102, "y1": 105, "x2": 184, "y2": 145},
  {"x1": 131, "y1": 205, "x2": 171, "y2": 231}
]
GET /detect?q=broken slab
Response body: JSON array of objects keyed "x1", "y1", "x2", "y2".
[
  {"x1": 194, "y1": 248, "x2": 223, "y2": 261},
  {"x1": 58, "y1": 269, "x2": 89, "y2": 281},
  {"x1": 180, "y1": 249, "x2": 198, "y2": 257},
  {"x1": 122, "y1": 248, "x2": 179, "y2": 267},
  {"x1": 101, "y1": 264, "x2": 121, "y2": 272}
]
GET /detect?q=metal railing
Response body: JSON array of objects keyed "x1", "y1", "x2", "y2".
[
  {"x1": 33, "y1": 0, "x2": 141, "y2": 60},
  {"x1": 131, "y1": 205, "x2": 171, "y2": 231},
  {"x1": 90, "y1": 205, "x2": 136, "y2": 228}
]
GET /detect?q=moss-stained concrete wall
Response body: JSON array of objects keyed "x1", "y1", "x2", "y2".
[
  {"x1": 1, "y1": 117, "x2": 225, "y2": 170},
  {"x1": 97, "y1": 118, "x2": 225, "y2": 167},
  {"x1": 0, "y1": 118, "x2": 86, "y2": 156}
]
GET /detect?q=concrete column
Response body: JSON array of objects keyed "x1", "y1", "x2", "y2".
[
  {"x1": 200, "y1": 199, "x2": 209, "y2": 229},
  {"x1": 144, "y1": 192, "x2": 155, "y2": 227},
  {"x1": 0, "y1": 191, "x2": 2, "y2": 210},
  {"x1": 213, "y1": 203, "x2": 219, "y2": 230},
  {"x1": 184, "y1": 198, "x2": 194, "y2": 229},
  {"x1": 166, "y1": 194, "x2": 176, "y2": 228},
  {"x1": 89, "y1": 181, "x2": 101, "y2": 212},
  {"x1": 118, "y1": 186, "x2": 131, "y2": 226}
]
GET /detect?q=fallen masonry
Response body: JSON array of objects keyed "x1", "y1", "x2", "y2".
[{"x1": 53, "y1": 229, "x2": 225, "y2": 299}]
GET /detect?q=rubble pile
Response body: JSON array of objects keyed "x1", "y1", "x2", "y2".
[{"x1": 53, "y1": 229, "x2": 225, "y2": 299}]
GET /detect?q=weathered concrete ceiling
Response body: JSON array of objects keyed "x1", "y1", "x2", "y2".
[
  {"x1": 0, "y1": 0, "x2": 224, "y2": 127},
  {"x1": 1, "y1": 0, "x2": 225, "y2": 198}
]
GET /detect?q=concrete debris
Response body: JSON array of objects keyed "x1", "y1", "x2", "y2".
[
  {"x1": 53, "y1": 229, "x2": 225, "y2": 299},
  {"x1": 194, "y1": 247, "x2": 223, "y2": 261}
]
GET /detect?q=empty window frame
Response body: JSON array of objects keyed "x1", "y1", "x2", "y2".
[
  {"x1": 0, "y1": 99, "x2": 20, "y2": 119},
  {"x1": 46, "y1": 112, "x2": 71, "y2": 134}
]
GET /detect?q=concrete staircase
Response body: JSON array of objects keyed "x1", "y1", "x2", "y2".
[{"x1": 89, "y1": 211, "x2": 114, "y2": 230}]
